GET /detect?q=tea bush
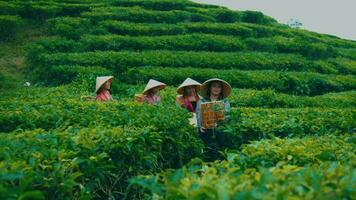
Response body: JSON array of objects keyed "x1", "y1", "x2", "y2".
[
  {"x1": 126, "y1": 67, "x2": 356, "y2": 95},
  {"x1": 108, "y1": 0, "x2": 219, "y2": 11},
  {"x1": 81, "y1": 7, "x2": 216, "y2": 23},
  {"x1": 34, "y1": 50, "x2": 337, "y2": 74},
  {"x1": 218, "y1": 107, "x2": 355, "y2": 149},
  {"x1": 131, "y1": 134, "x2": 355, "y2": 199},
  {"x1": 0, "y1": 125, "x2": 203, "y2": 199},
  {"x1": 0, "y1": 15, "x2": 22, "y2": 40}
]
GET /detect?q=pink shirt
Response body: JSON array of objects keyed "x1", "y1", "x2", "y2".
[{"x1": 96, "y1": 90, "x2": 113, "y2": 101}]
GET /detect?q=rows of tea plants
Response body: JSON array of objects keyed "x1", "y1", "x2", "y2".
[
  {"x1": 158, "y1": 85, "x2": 356, "y2": 108},
  {"x1": 0, "y1": 0, "x2": 103, "y2": 22},
  {"x1": 46, "y1": 18, "x2": 356, "y2": 49},
  {"x1": 0, "y1": 15, "x2": 22, "y2": 40},
  {"x1": 1, "y1": 81, "x2": 355, "y2": 198},
  {"x1": 0, "y1": 83, "x2": 203, "y2": 199},
  {"x1": 45, "y1": 18, "x2": 293, "y2": 39},
  {"x1": 108, "y1": 0, "x2": 221, "y2": 10},
  {"x1": 1, "y1": 96, "x2": 354, "y2": 137},
  {"x1": 30, "y1": 34, "x2": 342, "y2": 60},
  {"x1": 125, "y1": 67, "x2": 356, "y2": 96},
  {"x1": 0, "y1": 125, "x2": 203, "y2": 199},
  {"x1": 80, "y1": 6, "x2": 275, "y2": 25},
  {"x1": 1, "y1": 0, "x2": 355, "y2": 199},
  {"x1": 29, "y1": 50, "x2": 342, "y2": 74},
  {"x1": 131, "y1": 134, "x2": 356, "y2": 199},
  {"x1": 31, "y1": 60, "x2": 349, "y2": 92}
]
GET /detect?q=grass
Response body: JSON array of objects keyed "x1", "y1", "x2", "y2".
[{"x1": 0, "y1": 20, "x2": 48, "y2": 92}]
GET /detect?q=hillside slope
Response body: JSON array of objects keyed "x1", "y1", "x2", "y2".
[{"x1": 0, "y1": 0, "x2": 355, "y2": 199}]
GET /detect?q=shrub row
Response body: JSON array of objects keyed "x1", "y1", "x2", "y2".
[
  {"x1": 0, "y1": 125, "x2": 202, "y2": 199},
  {"x1": 158, "y1": 86, "x2": 356, "y2": 108},
  {"x1": 0, "y1": 99, "x2": 190, "y2": 133},
  {"x1": 32, "y1": 50, "x2": 339, "y2": 74},
  {"x1": 0, "y1": 1, "x2": 100, "y2": 21},
  {"x1": 1, "y1": 97, "x2": 354, "y2": 138},
  {"x1": 80, "y1": 7, "x2": 216, "y2": 24},
  {"x1": 108, "y1": 0, "x2": 220, "y2": 11},
  {"x1": 131, "y1": 134, "x2": 355, "y2": 199},
  {"x1": 125, "y1": 67, "x2": 356, "y2": 96},
  {"x1": 81, "y1": 6, "x2": 277, "y2": 24},
  {"x1": 34, "y1": 34, "x2": 339, "y2": 59},
  {"x1": 47, "y1": 19, "x2": 283, "y2": 38},
  {"x1": 187, "y1": 7, "x2": 277, "y2": 24},
  {"x1": 237, "y1": 134, "x2": 355, "y2": 167},
  {"x1": 0, "y1": 15, "x2": 22, "y2": 40},
  {"x1": 47, "y1": 65, "x2": 113, "y2": 86},
  {"x1": 46, "y1": 17, "x2": 92, "y2": 39},
  {"x1": 45, "y1": 17, "x2": 356, "y2": 50},
  {"x1": 218, "y1": 108, "x2": 355, "y2": 149}
]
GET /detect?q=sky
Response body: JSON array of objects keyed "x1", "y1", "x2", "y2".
[{"x1": 191, "y1": 0, "x2": 356, "y2": 41}]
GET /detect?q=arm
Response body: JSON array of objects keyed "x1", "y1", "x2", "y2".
[
  {"x1": 176, "y1": 95, "x2": 184, "y2": 107},
  {"x1": 196, "y1": 99, "x2": 202, "y2": 129},
  {"x1": 224, "y1": 99, "x2": 231, "y2": 120}
]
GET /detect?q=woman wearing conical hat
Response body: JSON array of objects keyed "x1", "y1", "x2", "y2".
[
  {"x1": 95, "y1": 76, "x2": 114, "y2": 101},
  {"x1": 196, "y1": 78, "x2": 231, "y2": 132},
  {"x1": 176, "y1": 78, "x2": 201, "y2": 113},
  {"x1": 196, "y1": 78, "x2": 232, "y2": 160},
  {"x1": 142, "y1": 79, "x2": 166, "y2": 105}
]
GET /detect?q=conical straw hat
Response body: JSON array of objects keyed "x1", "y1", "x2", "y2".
[
  {"x1": 199, "y1": 78, "x2": 232, "y2": 99},
  {"x1": 177, "y1": 78, "x2": 202, "y2": 95},
  {"x1": 95, "y1": 76, "x2": 114, "y2": 93},
  {"x1": 143, "y1": 79, "x2": 166, "y2": 95}
]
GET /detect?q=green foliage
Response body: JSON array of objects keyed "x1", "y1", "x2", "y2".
[
  {"x1": 131, "y1": 134, "x2": 356, "y2": 199},
  {"x1": 0, "y1": 96, "x2": 190, "y2": 133},
  {"x1": 35, "y1": 50, "x2": 338, "y2": 74},
  {"x1": 0, "y1": 15, "x2": 22, "y2": 40},
  {"x1": 238, "y1": 134, "x2": 355, "y2": 167},
  {"x1": 47, "y1": 19, "x2": 281, "y2": 38},
  {"x1": 33, "y1": 34, "x2": 246, "y2": 52},
  {"x1": 231, "y1": 89, "x2": 356, "y2": 108},
  {"x1": 47, "y1": 65, "x2": 113, "y2": 86},
  {"x1": 46, "y1": 17, "x2": 91, "y2": 39},
  {"x1": 241, "y1": 10, "x2": 271, "y2": 24},
  {"x1": 0, "y1": 1, "x2": 98, "y2": 21},
  {"x1": 160, "y1": 86, "x2": 356, "y2": 108},
  {"x1": 245, "y1": 36, "x2": 338, "y2": 59},
  {"x1": 219, "y1": 108, "x2": 355, "y2": 149},
  {"x1": 126, "y1": 67, "x2": 356, "y2": 96},
  {"x1": 108, "y1": 0, "x2": 219, "y2": 11},
  {"x1": 0, "y1": 125, "x2": 202, "y2": 199},
  {"x1": 81, "y1": 6, "x2": 216, "y2": 23},
  {"x1": 1, "y1": 0, "x2": 355, "y2": 199}
]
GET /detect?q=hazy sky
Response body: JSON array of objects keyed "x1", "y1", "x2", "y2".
[{"x1": 192, "y1": 0, "x2": 356, "y2": 41}]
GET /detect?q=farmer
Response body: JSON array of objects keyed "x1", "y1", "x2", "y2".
[
  {"x1": 196, "y1": 78, "x2": 232, "y2": 160},
  {"x1": 95, "y1": 76, "x2": 114, "y2": 101},
  {"x1": 176, "y1": 78, "x2": 201, "y2": 113},
  {"x1": 141, "y1": 79, "x2": 166, "y2": 105}
]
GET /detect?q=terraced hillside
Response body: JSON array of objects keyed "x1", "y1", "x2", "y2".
[{"x1": 0, "y1": 0, "x2": 355, "y2": 199}]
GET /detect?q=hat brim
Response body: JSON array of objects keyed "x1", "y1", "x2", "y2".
[
  {"x1": 177, "y1": 85, "x2": 201, "y2": 95},
  {"x1": 143, "y1": 85, "x2": 166, "y2": 95},
  {"x1": 95, "y1": 76, "x2": 114, "y2": 93},
  {"x1": 200, "y1": 79, "x2": 231, "y2": 99}
]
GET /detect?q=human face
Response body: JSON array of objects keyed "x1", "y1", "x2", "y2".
[
  {"x1": 150, "y1": 87, "x2": 159, "y2": 95},
  {"x1": 185, "y1": 86, "x2": 196, "y2": 96},
  {"x1": 104, "y1": 80, "x2": 112, "y2": 90},
  {"x1": 210, "y1": 82, "x2": 222, "y2": 96}
]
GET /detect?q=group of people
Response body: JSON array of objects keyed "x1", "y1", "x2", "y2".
[{"x1": 95, "y1": 76, "x2": 232, "y2": 134}]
